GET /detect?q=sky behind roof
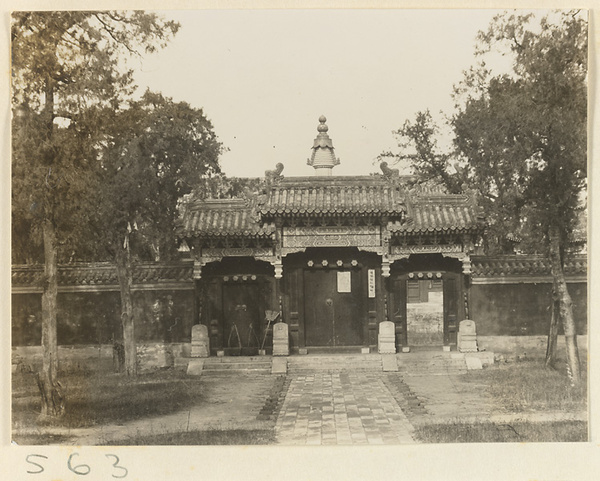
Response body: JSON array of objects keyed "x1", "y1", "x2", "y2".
[{"x1": 132, "y1": 9, "x2": 525, "y2": 178}]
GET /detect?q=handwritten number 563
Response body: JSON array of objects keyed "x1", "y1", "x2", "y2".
[{"x1": 25, "y1": 452, "x2": 127, "y2": 478}]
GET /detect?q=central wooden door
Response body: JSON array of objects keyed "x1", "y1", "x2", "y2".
[
  {"x1": 303, "y1": 269, "x2": 363, "y2": 346},
  {"x1": 222, "y1": 283, "x2": 261, "y2": 353}
]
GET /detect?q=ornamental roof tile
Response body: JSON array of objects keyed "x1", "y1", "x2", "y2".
[
  {"x1": 471, "y1": 255, "x2": 587, "y2": 277},
  {"x1": 259, "y1": 176, "x2": 407, "y2": 217},
  {"x1": 176, "y1": 198, "x2": 275, "y2": 238},
  {"x1": 176, "y1": 176, "x2": 485, "y2": 238},
  {"x1": 389, "y1": 193, "x2": 485, "y2": 234},
  {"x1": 12, "y1": 262, "x2": 193, "y2": 288}
]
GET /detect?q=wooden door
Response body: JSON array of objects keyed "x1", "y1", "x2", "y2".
[
  {"x1": 389, "y1": 276, "x2": 407, "y2": 347},
  {"x1": 443, "y1": 273, "x2": 460, "y2": 346},
  {"x1": 406, "y1": 279, "x2": 444, "y2": 346},
  {"x1": 222, "y1": 284, "x2": 261, "y2": 353},
  {"x1": 303, "y1": 269, "x2": 363, "y2": 346}
]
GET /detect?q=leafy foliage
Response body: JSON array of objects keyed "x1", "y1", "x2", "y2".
[
  {"x1": 456, "y1": 11, "x2": 587, "y2": 254},
  {"x1": 93, "y1": 90, "x2": 223, "y2": 262},
  {"x1": 11, "y1": 11, "x2": 179, "y2": 264},
  {"x1": 384, "y1": 11, "x2": 587, "y2": 255},
  {"x1": 384, "y1": 10, "x2": 587, "y2": 381},
  {"x1": 11, "y1": 10, "x2": 182, "y2": 390}
]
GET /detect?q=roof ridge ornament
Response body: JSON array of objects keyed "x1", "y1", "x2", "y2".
[
  {"x1": 307, "y1": 115, "x2": 340, "y2": 176},
  {"x1": 265, "y1": 162, "x2": 284, "y2": 184},
  {"x1": 380, "y1": 161, "x2": 400, "y2": 180}
]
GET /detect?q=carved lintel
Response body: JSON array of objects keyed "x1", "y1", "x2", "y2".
[
  {"x1": 193, "y1": 256, "x2": 223, "y2": 279},
  {"x1": 357, "y1": 246, "x2": 384, "y2": 255},
  {"x1": 392, "y1": 244, "x2": 463, "y2": 255},
  {"x1": 281, "y1": 247, "x2": 307, "y2": 257},
  {"x1": 388, "y1": 253, "x2": 410, "y2": 264},
  {"x1": 442, "y1": 252, "x2": 463, "y2": 260},
  {"x1": 202, "y1": 247, "x2": 272, "y2": 258},
  {"x1": 442, "y1": 252, "x2": 472, "y2": 275}
]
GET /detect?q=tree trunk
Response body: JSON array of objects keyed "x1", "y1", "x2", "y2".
[
  {"x1": 545, "y1": 278, "x2": 560, "y2": 368},
  {"x1": 39, "y1": 217, "x2": 64, "y2": 417},
  {"x1": 115, "y1": 233, "x2": 137, "y2": 376},
  {"x1": 548, "y1": 225, "x2": 580, "y2": 383}
]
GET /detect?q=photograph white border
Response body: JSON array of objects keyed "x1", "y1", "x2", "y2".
[{"x1": 1, "y1": 1, "x2": 598, "y2": 480}]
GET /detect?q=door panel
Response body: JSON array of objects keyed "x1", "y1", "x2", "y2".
[
  {"x1": 222, "y1": 284, "x2": 261, "y2": 351},
  {"x1": 443, "y1": 274, "x2": 460, "y2": 345},
  {"x1": 304, "y1": 269, "x2": 363, "y2": 346},
  {"x1": 390, "y1": 277, "x2": 407, "y2": 347},
  {"x1": 406, "y1": 279, "x2": 444, "y2": 346},
  {"x1": 391, "y1": 270, "x2": 461, "y2": 347},
  {"x1": 304, "y1": 270, "x2": 334, "y2": 346}
]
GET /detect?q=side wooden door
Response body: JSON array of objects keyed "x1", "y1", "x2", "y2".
[
  {"x1": 389, "y1": 275, "x2": 408, "y2": 348},
  {"x1": 442, "y1": 272, "x2": 460, "y2": 346}
]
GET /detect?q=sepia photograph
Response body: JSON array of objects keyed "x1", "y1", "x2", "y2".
[{"x1": 9, "y1": 7, "x2": 588, "y2": 450}]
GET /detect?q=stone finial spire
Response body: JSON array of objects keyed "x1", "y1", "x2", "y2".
[{"x1": 307, "y1": 115, "x2": 340, "y2": 176}]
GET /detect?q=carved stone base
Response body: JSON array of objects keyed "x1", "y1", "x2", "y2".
[{"x1": 378, "y1": 339, "x2": 396, "y2": 354}]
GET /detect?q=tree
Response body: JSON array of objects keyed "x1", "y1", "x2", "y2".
[
  {"x1": 92, "y1": 91, "x2": 222, "y2": 376},
  {"x1": 11, "y1": 11, "x2": 179, "y2": 415},
  {"x1": 385, "y1": 11, "x2": 587, "y2": 382}
]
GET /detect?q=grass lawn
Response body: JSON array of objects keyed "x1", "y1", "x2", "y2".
[
  {"x1": 412, "y1": 359, "x2": 588, "y2": 443},
  {"x1": 414, "y1": 421, "x2": 587, "y2": 443},
  {"x1": 106, "y1": 429, "x2": 276, "y2": 445},
  {"x1": 12, "y1": 367, "x2": 205, "y2": 430},
  {"x1": 463, "y1": 359, "x2": 587, "y2": 413}
]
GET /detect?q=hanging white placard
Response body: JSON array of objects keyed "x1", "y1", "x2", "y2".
[
  {"x1": 368, "y1": 269, "x2": 376, "y2": 298},
  {"x1": 337, "y1": 271, "x2": 351, "y2": 293}
]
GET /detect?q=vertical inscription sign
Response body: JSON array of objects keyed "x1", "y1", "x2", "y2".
[{"x1": 368, "y1": 269, "x2": 376, "y2": 298}]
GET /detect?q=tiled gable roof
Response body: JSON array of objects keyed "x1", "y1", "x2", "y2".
[
  {"x1": 176, "y1": 177, "x2": 485, "y2": 238},
  {"x1": 259, "y1": 176, "x2": 407, "y2": 217},
  {"x1": 176, "y1": 198, "x2": 274, "y2": 238},
  {"x1": 389, "y1": 193, "x2": 485, "y2": 234}
]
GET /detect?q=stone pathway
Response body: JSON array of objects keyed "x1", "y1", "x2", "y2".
[{"x1": 275, "y1": 372, "x2": 415, "y2": 445}]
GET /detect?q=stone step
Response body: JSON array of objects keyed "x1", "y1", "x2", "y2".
[
  {"x1": 203, "y1": 362, "x2": 271, "y2": 370},
  {"x1": 399, "y1": 364, "x2": 466, "y2": 368},
  {"x1": 288, "y1": 362, "x2": 382, "y2": 368},
  {"x1": 397, "y1": 355, "x2": 468, "y2": 376},
  {"x1": 206, "y1": 356, "x2": 270, "y2": 363},
  {"x1": 399, "y1": 363, "x2": 467, "y2": 368},
  {"x1": 204, "y1": 369, "x2": 272, "y2": 375},
  {"x1": 287, "y1": 358, "x2": 382, "y2": 365},
  {"x1": 402, "y1": 371, "x2": 467, "y2": 376},
  {"x1": 287, "y1": 354, "x2": 383, "y2": 371},
  {"x1": 287, "y1": 361, "x2": 383, "y2": 372},
  {"x1": 288, "y1": 354, "x2": 381, "y2": 362},
  {"x1": 398, "y1": 364, "x2": 467, "y2": 369},
  {"x1": 288, "y1": 358, "x2": 382, "y2": 365},
  {"x1": 201, "y1": 357, "x2": 272, "y2": 373}
]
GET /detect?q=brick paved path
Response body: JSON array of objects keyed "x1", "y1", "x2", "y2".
[{"x1": 275, "y1": 372, "x2": 415, "y2": 445}]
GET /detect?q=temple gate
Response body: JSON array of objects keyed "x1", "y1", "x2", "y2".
[{"x1": 176, "y1": 117, "x2": 485, "y2": 354}]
